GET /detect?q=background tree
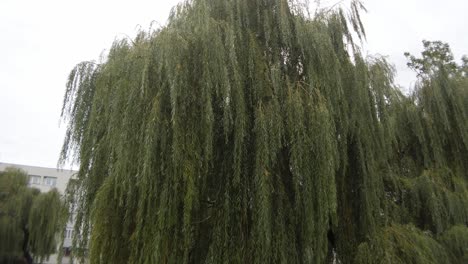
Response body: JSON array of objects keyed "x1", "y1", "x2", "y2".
[
  {"x1": 0, "y1": 168, "x2": 65, "y2": 264},
  {"x1": 60, "y1": 0, "x2": 467, "y2": 263},
  {"x1": 354, "y1": 40, "x2": 468, "y2": 264}
]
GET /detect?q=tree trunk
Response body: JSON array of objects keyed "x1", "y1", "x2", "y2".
[{"x1": 22, "y1": 226, "x2": 33, "y2": 264}]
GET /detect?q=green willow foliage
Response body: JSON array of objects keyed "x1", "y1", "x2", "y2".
[
  {"x1": 0, "y1": 168, "x2": 65, "y2": 264},
  {"x1": 60, "y1": 0, "x2": 468, "y2": 263}
]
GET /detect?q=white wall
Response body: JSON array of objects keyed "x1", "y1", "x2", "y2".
[{"x1": 0, "y1": 162, "x2": 75, "y2": 194}]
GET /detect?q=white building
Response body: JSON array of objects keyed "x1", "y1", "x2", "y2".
[{"x1": 0, "y1": 162, "x2": 77, "y2": 264}]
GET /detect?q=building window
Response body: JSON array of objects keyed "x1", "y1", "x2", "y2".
[
  {"x1": 29, "y1": 175, "x2": 42, "y2": 185},
  {"x1": 43, "y1": 176, "x2": 57, "y2": 187},
  {"x1": 65, "y1": 229, "x2": 73, "y2": 239}
]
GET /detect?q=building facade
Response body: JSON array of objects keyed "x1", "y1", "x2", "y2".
[{"x1": 0, "y1": 162, "x2": 77, "y2": 264}]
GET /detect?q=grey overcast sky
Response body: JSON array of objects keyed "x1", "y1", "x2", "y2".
[{"x1": 0, "y1": 0, "x2": 467, "y2": 169}]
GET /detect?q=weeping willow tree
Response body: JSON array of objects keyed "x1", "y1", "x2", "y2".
[
  {"x1": 60, "y1": 0, "x2": 468, "y2": 263},
  {"x1": 0, "y1": 168, "x2": 65, "y2": 264}
]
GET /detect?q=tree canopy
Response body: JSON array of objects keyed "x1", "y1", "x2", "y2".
[
  {"x1": 0, "y1": 168, "x2": 65, "y2": 264},
  {"x1": 60, "y1": 0, "x2": 468, "y2": 263}
]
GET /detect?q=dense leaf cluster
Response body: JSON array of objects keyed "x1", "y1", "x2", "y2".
[{"x1": 60, "y1": 0, "x2": 468, "y2": 263}]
